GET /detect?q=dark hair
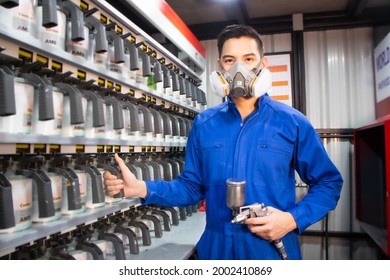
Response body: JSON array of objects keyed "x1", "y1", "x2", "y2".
[{"x1": 217, "y1": 24, "x2": 264, "y2": 58}]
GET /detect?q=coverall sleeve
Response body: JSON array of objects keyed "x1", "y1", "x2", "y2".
[
  {"x1": 141, "y1": 121, "x2": 205, "y2": 207},
  {"x1": 288, "y1": 118, "x2": 343, "y2": 234}
]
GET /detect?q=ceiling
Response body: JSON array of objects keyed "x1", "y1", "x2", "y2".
[{"x1": 107, "y1": 0, "x2": 390, "y2": 41}]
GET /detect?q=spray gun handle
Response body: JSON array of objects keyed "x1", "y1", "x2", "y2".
[
  {"x1": 152, "y1": 209, "x2": 171, "y2": 231},
  {"x1": 114, "y1": 223, "x2": 140, "y2": 254},
  {"x1": 231, "y1": 203, "x2": 266, "y2": 223},
  {"x1": 231, "y1": 202, "x2": 288, "y2": 260}
]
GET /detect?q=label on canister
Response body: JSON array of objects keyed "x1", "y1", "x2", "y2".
[
  {"x1": 11, "y1": 0, "x2": 37, "y2": 37},
  {"x1": 36, "y1": 6, "x2": 66, "y2": 50}
]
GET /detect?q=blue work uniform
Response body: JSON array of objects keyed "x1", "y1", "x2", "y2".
[{"x1": 142, "y1": 94, "x2": 343, "y2": 260}]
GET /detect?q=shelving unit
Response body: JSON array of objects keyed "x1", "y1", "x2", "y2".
[{"x1": 0, "y1": 0, "x2": 206, "y2": 259}]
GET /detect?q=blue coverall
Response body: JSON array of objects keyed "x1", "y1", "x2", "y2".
[{"x1": 142, "y1": 94, "x2": 343, "y2": 259}]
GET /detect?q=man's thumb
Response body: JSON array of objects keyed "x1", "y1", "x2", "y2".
[{"x1": 114, "y1": 153, "x2": 129, "y2": 174}]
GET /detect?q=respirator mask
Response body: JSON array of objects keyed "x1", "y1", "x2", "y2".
[{"x1": 209, "y1": 60, "x2": 272, "y2": 98}]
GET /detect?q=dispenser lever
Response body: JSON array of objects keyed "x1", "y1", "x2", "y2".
[
  {"x1": 76, "y1": 239, "x2": 104, "y2": 260},
  {"x1": 185, "y1": 80, "x2": 192, "y2": 99},
  {"x1": 0, "y1": 65, "x2": 16, "y2": 116},
  {"x1": 114, "y1": 224, "x2": 139, "y2": 254},
  {"x1": 84, "y1": 10, "x2": 108, "y2": 53},
  {"x1": 15, "y1": 169, "x2": 55, "y2": 218},
  {"x1": 171, "y1": 70, "x2": 180, "y2": 92},
  {"x1": 75, "y1": 165, "x2": 104, "y2": 204},
  {"x1": 41, "y1": 0, "x2": 58, "y2": 28},
  {"x1": 149, "y1": 108, "x2": 163, "y2": 135},
  {"x1": 162, "y1": 66, "x2": 172, "y2": 89},
  {"x1": 98, "y1": 232, "x2": 126, "y2": 260},
  {"x1": 48, "y1": 167, "x2": 82, "y2": 211},
  {"x1": 122, "y1": 34, "x2": 140, "y2": 71},
  {"x1": 152, "y1": 209, "x2": 171, "y2": 231},
  {"x1": 103, "y1": 95, "x2": 124, "y2": 130},
  {"x1": 54, "y1": 83, "x2": 84, "y2": 124},
  {"x1": 127, "y1": 220, "x2": 151, "y2": 246},
  {"x1": 160, "y1": 206, "x2": 179, "y2": 226},
  {"x1": 140, "y1": 50, "x2": 151, "y2": 77},
  {"x1": 106, "y1": 29, "x2": 125, "y2": 63},
  {"x1": 0, "y1": 173, "x2": 16, "y2": 229},
  {"x1": 58, "y1": 0, "x2": 85, "y2": 42},
  {"x1": 80, "y1": 90, "x2": 105, "y2": 127},
  {"x1": 138, "y1": 105, "x2": 154, "y2": 133},
  {"x1": 152, "y1": 58, "x2": 163, "y2": 83},
  {"x1": 140, "y1": 214, "x2": 163, "y2": 238},
  {"x1": 21, "y1": 73, "x2": 54, "y2": 121},
  {"x1": 121, "y1": 102, "x2": 140, "y2": 132}
]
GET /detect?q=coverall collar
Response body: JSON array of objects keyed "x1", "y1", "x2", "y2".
[{"x1": 226, "y1": 93, "x2": 269, "y2": 119}]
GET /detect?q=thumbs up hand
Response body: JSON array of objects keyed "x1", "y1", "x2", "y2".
[{"x1": 103, "y1": 153, "x2": 148, "y2": 199}]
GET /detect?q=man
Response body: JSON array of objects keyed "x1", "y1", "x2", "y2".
[{"x1": 104, "y1": 24, "x2": 343, "y2": 260}]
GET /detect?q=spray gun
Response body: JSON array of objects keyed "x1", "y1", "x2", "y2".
[{"x1": 226, "y1": 178, "x2": 288, "y2": 260}]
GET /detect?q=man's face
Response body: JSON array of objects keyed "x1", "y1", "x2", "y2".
[{"x1": 219, "y1": 36, "x2": 263, "y2": 72}]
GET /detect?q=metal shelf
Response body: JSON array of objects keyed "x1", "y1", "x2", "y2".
[
  {"x1": 0, "y1": 198, "x2": 140, "y2": 257},
  {"x1": 124, "y1": 212, "x2": 206, "y2": 260},
  {"x1": 0, "y1": 0, "x2": 195, "y2": 260},
  {"x1": 0, "y1": 133, "x2": 185, "y2": 147}
]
